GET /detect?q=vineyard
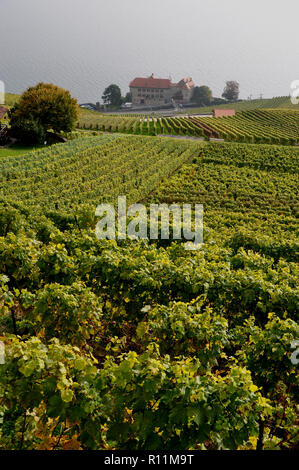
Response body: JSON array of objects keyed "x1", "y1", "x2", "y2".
[
  {"x1": 149, "y1": 142, "x2": 299, "y2": 213},
  {"x1": 4, "y1": 93, "x2": 299, "y2": 145},
  {"x1": 77, "y1": 109, "x2": 299, "y2": 145},
  {"x1": 0, "y1": 135, "x2": 298, "y2": 450},
  {"x1": 190, "y1": 109, "x2": 299, "y2": 144},
  {"x1": 78, "y1": 113, "x2": 205, "y2": 138},
  {"x1": 0, "y1": 134, "x2": 201, "y2": 210}
]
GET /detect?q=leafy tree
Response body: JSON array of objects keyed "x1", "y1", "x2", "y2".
[
  {"x1": 212, "y1": 97, "x2": 227, "y2": 105},
  {"x1": 222, "y1": 81, "x2": 240, "y2": 101},
  {"x1": 124, "y1": 92, "x2": 132, "y2": 103},
  {"x1": 192, "y1": 86, "x2": 213, "y2": 106},
  {"x1": 9, "y1": 83, "x2": 79, "y2": 137},
  {"x1": 102, "y1": 84, "x2": 122, "y2": 107},
  {"x1": 8, "y1": 115, "x2": 46, "y2": 145}
]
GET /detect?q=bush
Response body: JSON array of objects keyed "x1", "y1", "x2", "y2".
[{"x1": 9, "y1": 115, "x2": 46, "y2": 145}]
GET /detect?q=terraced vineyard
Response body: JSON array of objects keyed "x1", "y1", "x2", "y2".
[
  {"x1": 78, "y1": 109, "x2": 299, "y2": 145},
  {"x1": 78, "y1": 113, "x2": 205, "y2": 138},
  {"x1": 0, "y1": 135, "x2": 298, "y2": 450},
  {"x1": 191, "y1": 109, "x2": 299, "y2": 144}
]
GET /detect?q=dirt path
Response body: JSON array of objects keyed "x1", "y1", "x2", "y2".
[{"x1": 157, "y1": 134, "x2": 206, "y2": 142}]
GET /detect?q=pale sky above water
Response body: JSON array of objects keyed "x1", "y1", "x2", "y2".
[{"x1": 0, "y1": 0, "x2": 298, "y2": 102}]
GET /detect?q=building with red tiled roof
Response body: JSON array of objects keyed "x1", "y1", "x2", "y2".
[
  {"x1": 130, "y1": 74, "x2": 194, "y2": 106},
  {"x1": 130, "y1": 76, "x2": 172, "y2": 90}
]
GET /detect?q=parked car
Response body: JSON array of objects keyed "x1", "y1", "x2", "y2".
[{"x1": 79, "y1": 104, "x2": 97, "y2": 111}]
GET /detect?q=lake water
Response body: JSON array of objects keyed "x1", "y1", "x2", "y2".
[{"x1": 1, "y1": 0, "x2": 298, "y2": 104}]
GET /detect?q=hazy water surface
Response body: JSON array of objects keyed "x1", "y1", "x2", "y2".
[{"x1": 1, "y1": 0, "x2": 299, "y2": 102}]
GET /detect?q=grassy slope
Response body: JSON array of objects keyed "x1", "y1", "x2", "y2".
[
  {"x1": 0, "y1": 144, "x2": 49, "y2": 158},
  {"x1": 1, "y1": 96, "x2": 37, "y2": 158},
  {"x1": 3, "y1": 92, "x2": 20, "y2": 107}
]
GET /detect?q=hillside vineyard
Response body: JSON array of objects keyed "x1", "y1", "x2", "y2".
[
  {"x1": 0, "y1": 134, "x2": 298, "y2": 450},
  {"x1": 78, "y1": 109, "x2": 299, "y2": 146}
]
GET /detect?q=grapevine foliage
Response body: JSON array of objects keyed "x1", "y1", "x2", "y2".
[{"x1": 0, "y1": 135, "x2": 298, "y2": 450}]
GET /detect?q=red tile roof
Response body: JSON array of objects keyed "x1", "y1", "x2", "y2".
[
  {"x1": 177, "y1": 77, "x2": 195, "y2": 90},
  {"x1": 171, "y1": 82, "x2": 189, "y2": 89},
  {"x1": 130, "y1": 74, "x2": 195, "y2": 91},
  {"x1": 0, "y1": 106, "x2": 8, "y2": 119},
  {"x1": 213, "y1": 109, "x2": 235, "y2": 118},
  {"x1": 130, "y1": 76, "x2": 172, "y2": 89}
]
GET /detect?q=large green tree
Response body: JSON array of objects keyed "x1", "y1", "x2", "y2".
[
  {"x1": 192, "y1": 86, "x2": 213, "y2": 106},
  {"x1": 102, "y1": 84, "x2": 122, "y2": 107},
  {"x1": 9, "y1": 83, "x2": 79, "y2": 137},
  {"x1": 222, "y1": 81, "x2": 240, "y2": 101}
]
